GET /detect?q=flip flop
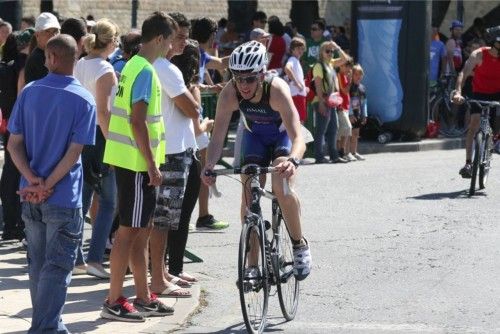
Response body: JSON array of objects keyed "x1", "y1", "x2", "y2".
[
  {"x1": 168, "y1": 276, "x2": 192, "y2": 288},
  {"x1": 178, "y1": 272, "x2": 198, "y2": 283},
  {"x1": 156, "y1": 285, "x2": 192, "y2": 298}
]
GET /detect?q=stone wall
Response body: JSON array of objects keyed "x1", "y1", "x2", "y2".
[
  {"x1": 19, "y1": 0, "x2": 351, "y2": 32},
  {"x1": 19, "y1": 0, "x2": 497, "y2": 34}
]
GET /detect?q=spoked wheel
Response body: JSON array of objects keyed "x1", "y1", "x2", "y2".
[
  {"x1": 433, "y1": 96, "x2": 468, "y2": 137},
  {"x1": 274, "y1": 210, "x2": 299, "y2": 321},
  {"x1": 470, "y1": 133, "x2": 482, "y2": 196},
  {"x1": 479, "y1": 133, "x2": 492, "y2": 190},
  {"x1": 238, "y1": 222, "x2": 269, "y2": 334}
]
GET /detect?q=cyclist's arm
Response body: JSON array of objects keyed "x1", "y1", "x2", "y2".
[
  {"x1": 205, "y1": 83, "x2": 238, "y2": 168},
  {"x1": 455, "y1": 49, "x2": 482, "y2": 94},
  {"x1": 270, "y1": 78, "x2": 306, "y2": 159}
]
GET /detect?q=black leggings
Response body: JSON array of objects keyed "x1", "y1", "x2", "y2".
[{"x1": 167, "y1": 156, "x2": 201, "y2": 276}]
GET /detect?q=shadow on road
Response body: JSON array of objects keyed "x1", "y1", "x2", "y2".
[{"x1": 408, "y1": 189, "x2": 488, "y2": 200}]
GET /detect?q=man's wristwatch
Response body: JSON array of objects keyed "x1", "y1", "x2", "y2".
[{"x1": 288, "y1": 157, "x2": 300, "y2": 168}]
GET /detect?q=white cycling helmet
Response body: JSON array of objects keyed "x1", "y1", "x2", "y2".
[{"x1": 229, "y1": 41, "x2": 268, "y2": 73}]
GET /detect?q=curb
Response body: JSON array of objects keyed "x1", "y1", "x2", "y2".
[
  {"x1": 141, "y1": 285, "x2": 201, "y2": 334},
  {"x1": 221, "y1": 136, "x2": 466, "y2": 158}
]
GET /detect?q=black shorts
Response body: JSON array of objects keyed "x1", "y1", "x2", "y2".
[
  {"x1": 115, "y1": 166, "x2": 157, "y2": 228},
  {"x1": 351, "y1": 110, "x2": 365, "y2": 129},
  {"x1": 469, "y1": 92, "x2": 500, "y2": 114}
]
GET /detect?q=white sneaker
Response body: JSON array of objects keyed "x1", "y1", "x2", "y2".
[
  {"x1": 87, "y1": 263, "x2": 110, "y2": 279},
  {"x1": 345, "y1": 153, "x2": 357, "y2": 162},
  {"x1": 353, "y1": 152, "x2": 365, "y2": 161}
]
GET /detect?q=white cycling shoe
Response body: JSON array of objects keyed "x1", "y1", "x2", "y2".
[{"x1": 293, "y1": 238, "x2": 312, "y2": 281}]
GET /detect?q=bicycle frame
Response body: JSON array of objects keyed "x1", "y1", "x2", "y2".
[{"x1": 467, "y1": 99, "x2": 499, "y2": 196}]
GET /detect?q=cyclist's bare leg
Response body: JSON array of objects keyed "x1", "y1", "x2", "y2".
[
  {"x1": 271, "y1": 157, "x2": 302, "y2": 242},
  {"x1": 465, "y1": 114, "x2": 481, "y2": 161}
]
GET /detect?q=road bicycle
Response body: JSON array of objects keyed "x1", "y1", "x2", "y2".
[
  {"x1": 206, "y1": 165, "x2": 299, "y2": 333},
  {"x1": 464, "y1": 99, "x2": 500, "y2": 196},
  {"x1": 430, "y1": 75, "x2": 468, "y2": 137}
]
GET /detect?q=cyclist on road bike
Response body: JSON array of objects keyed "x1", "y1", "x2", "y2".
[
  {"x1": 201, "y1": 41, "x2": 312, "y2": 281},
  {"x1": 453, "y1": 26, "x2": 500, "y2": 178}
]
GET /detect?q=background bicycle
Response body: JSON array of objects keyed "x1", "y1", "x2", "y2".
[{"x1": 430, "y1": 75, "x2": 469, "y2": 138}]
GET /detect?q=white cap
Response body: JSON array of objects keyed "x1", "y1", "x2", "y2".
[
  {"x1": 250, "y1": 28, "x2": 270, "y2": 41},
  {"x1": 35, "y1": 12, "x2": 61, "y2": 32}
]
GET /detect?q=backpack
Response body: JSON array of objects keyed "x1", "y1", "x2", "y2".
[
  {"x1": 0, "y1": 60, "x2": 18, "y2": 120},
  {"x1": 304, "y1": 61, "x2": 328, "y2": 102}
]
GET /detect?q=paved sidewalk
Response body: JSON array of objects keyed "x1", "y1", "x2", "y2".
[{"x1": 0, "y1": 225, "x2": 201, "y2": 334}]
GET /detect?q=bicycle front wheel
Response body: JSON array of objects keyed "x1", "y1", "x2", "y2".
[
  {"x1": 470, "y1": 132, "x2": 482, "y2": 196},
  {"x1": 275, "y1": 210, "x2": 299, "y2": 321},
  {"x1": 238, "y1": 222, "x2": 269, "y2": 334},
  {"x1": 479, "y1": 132, "x2": 492, "y2": 189}
]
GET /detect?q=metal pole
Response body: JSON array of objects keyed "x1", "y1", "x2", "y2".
[
  {"x1": 457, "y1": 0, "x2": 464, "y2": 24},
  {"x1": 131, "y1": 0, "x2": 138, "y2": 28}
]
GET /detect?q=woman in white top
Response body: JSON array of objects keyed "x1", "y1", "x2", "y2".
[{"x1": 74, "y1": 18, "x2": 119, "y2": 279}]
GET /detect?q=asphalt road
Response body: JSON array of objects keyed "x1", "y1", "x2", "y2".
[{"x1": 176, "y1": 150, "x2": 500, "y2": 334}]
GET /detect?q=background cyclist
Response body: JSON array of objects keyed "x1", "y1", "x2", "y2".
[
  {"x1": 201, "y1": 41, "x2": 312, "y2": 281},
  {"x1": 453, "y1": 26, "x2": 500, "y2": 178}
]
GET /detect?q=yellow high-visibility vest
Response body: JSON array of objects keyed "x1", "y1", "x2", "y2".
[{"x1": 103, "y1": 55, "x2": 165, "y2": 172}]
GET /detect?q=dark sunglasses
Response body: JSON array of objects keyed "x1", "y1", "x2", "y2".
[
  {"x1": 234, "y1": 74, "x2": 259, "y2": 84},
  {"x1": 324, "y1": 49, "x2": 334, "y2": 54}
]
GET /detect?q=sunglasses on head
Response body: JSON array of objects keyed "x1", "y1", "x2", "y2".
[{"x1": 233, "y1": 74, "x2": 259, "y2": 84}]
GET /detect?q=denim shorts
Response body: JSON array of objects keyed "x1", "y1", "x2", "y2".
[{"x1": 153, "y1": 149, "x2": 194, "y2": 230}]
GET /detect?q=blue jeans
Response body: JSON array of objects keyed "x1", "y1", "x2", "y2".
[
  {"x1": 22, "y1": 202, "x2": 83, "y2": 334},
  {"x1": 313, "y1": 104, "x2": 339, "y2": 161},
  {"x1": 76, "y1": 170, "x2": 117, "y2": 265}
]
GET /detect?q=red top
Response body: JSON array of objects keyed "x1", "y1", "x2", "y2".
[
  {"x1": 473, "y1": 47, "x2": 500, "y2": 94},
  {"x1": 338, "y1": 73, "x2": 350, "y2": 111},
  {"x1": 268, "y1": 35, "x2": 286, "y2": 70}
]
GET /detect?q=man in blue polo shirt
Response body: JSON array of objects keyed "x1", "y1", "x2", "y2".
[{"x1": 7, "y1": 34, "x2": 96, "y2": 334}]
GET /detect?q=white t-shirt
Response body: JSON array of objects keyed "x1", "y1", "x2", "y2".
[
  {"x1": 153, "y1": 58, "x2": 197, "y2": 155},
  {"x1": 286, "y1": 56, "x2": 306, "y2": 97},
  {"x1": 74, "y1": 57, "x2": 114, "y2": 98}
]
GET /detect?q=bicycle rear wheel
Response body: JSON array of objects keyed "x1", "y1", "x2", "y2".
[
  {"x1": 238, "y1": 221, "x2": 269, "y2": 334},
  {"x1": 470, "y1": 132, "x2": 482, "y2": 196},
  {"x1": 274, "y1": 208, "x2": 299, "y2": 321},
  {"x1": 479, "y1": 133, "x2": 492, "y2": 189}
]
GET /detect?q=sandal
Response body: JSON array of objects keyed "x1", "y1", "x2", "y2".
[
  {"x1": 155, "y1": 284, "x2": 191, "y2": 298},
  {"x1": 168, "y1": 275, "x2": 192, "y2": 288},
  {"x1": 178, "y1": 272, "x2": 198, "y2": 283}
]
